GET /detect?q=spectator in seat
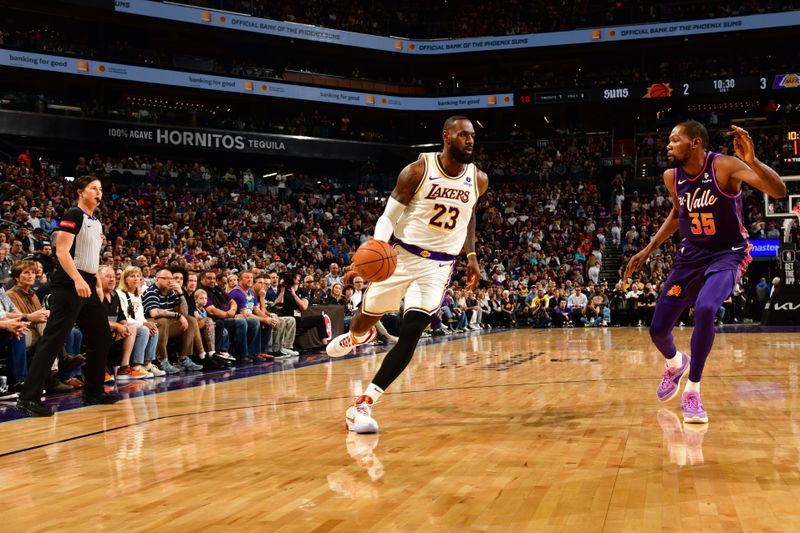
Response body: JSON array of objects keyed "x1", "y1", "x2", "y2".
[
  {"x1": 142, "y1": 268, "x2": 201, "y2": 373},
  {"x1": 229, "y1": 271, "x2": 273, "y2": 362},
  {"x1": 6, "y1": 260, "x2": 52, "y2": 349},
  {"x1": 499, "y1": 289, "x2": 517, "y2": 327},
  {"x1": 551, "y1": 299, "x2": 573, "y2": 328},
  {"x1": 116, "y1": 266, "x2": 165, "y2": 378},
  {"x1": 254, "y1": 274, "x2": 297, "y2": 357},
  {"x1": 198, "y1": 270, "x2": 254, "y2": 364},
  {"x1": 275, "y1": 270, "x2": 328, "y2": 347},
  {"x1": 567, "y1": 286, "x2": 588, "y2": 326},
  {"x1": 325, "y1": 263, "x2": 342, "y2": 287},
  {"x1": 0, "y1": 289, "x2": 30, "y2": 393},
  {"x1": 98, "y1": 266, "x2": 148, "y2": 380}
]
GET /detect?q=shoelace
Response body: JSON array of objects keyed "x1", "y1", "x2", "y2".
[
  {"x1": 659, "y1": 368, "x2": 678, "y2": 390},
  {"x1": 684, "y1": 394, "x2": 701, "y2": 411},
  {"x1": 356, "y1": 403, "x2": 371, "y2": 416}
]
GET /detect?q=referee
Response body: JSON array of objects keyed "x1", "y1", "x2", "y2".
[{"x1": 16, "y1": 175, "x2": 116, "y2": 417}]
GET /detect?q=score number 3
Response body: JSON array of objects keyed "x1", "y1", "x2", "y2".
[
  {"x1": 689, "y1": 213, "x2": 716, "y2": 235},
  {"x1": 429, "y1": 203, "x2": 460, "y2": 231}
]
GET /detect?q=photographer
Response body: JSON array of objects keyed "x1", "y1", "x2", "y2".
[{"x1": 275, "y1": 270, "x2": 328, "y2": 349}]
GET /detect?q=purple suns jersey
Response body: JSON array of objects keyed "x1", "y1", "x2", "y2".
[{"x1": 674, "y1": 151, "x2": 748, "y2": 249}]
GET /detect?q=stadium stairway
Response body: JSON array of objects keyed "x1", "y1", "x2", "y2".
[{"x1": 600, "y1": 245, "x2": 623, "y2": 283}]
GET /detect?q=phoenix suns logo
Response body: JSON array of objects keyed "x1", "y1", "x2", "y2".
[{"x1": 666, "y1": 285, "x2": 682, "y2": 297}]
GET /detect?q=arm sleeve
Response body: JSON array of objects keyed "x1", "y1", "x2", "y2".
[{"x1": 373, "y1": 197, "x2": 406, "y2": 242}]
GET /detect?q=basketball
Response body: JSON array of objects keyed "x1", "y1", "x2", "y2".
[{"x1": 351, "y1": 239, "x2": 398, "y2": 282}]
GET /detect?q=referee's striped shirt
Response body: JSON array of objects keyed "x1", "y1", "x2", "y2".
[{"x1": 51, "y1": 207, "x2": 103, "y2": 286}]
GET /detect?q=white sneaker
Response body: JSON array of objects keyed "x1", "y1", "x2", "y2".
[
  {"x1": 345, "y1": 395, "x2": 379, "y2": 434},
  {"x1": 326, "y1": 327, "x2": 378, "y2": 358},
  {"x1": 385, "y1": 334, "x2": 399, "y2": 344},
  {"x1": 279, "y1": 347, "x2": 299, "y2": 357},
  {"x1": 144, "y1": 362, "x2": 166, "y2": 377},
  {"x1": 216, "y1": 351, "x2": 236, "y2": 361}
]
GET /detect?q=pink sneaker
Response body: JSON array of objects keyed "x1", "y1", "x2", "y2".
[{"x1": 657, "y1": 352, "x2": 690, "y2": 402}]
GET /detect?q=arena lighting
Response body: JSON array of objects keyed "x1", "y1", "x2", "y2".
[
  {"x1": 475, "y1": 120, "x2": 484, "y2": 129},
  {"x1": 262, "y1": 172, "x2": 277, "y2": 178}
]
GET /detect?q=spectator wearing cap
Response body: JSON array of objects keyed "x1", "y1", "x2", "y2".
[
  {"x1": 303, "y1": 274, "x2": 322, "y2": 305},
  {"x1": 27, "y1": 207, "x2": 41, "y2": 231},
  {"x1": 31, "y1": 227, "x2": 48, "y2": 251}
]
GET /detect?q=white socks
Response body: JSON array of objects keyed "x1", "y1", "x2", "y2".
[
  {"x1": 363, "y1": 383, "x2": 384, "y2": 403},
  {"x1": 684, "y1": 380, "x2": 700, "y2": 394},
  {"x1": 666, "y1": 350, "x2": 683, "y2": 369}
]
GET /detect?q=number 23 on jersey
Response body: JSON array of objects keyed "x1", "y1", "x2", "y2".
[{"x1": 428, "y1": 203, "x2": 460, "y2": 231}]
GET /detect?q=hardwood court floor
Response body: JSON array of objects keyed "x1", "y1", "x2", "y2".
[{"x1": 2, "y1": 327, "x2": 800, "y2": 532}]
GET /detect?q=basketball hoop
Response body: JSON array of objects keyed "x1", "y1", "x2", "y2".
[{"x1": 784, "y1": 204, "x2": 800, "y2": 243}]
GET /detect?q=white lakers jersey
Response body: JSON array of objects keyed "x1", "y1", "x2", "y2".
[{"x1": 394, "y1": 152, "x2": 479, "y2": 256}]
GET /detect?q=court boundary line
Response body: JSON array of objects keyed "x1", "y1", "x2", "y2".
[{"x1": 0, "y1": 368, "x2": 788, "y2": 459}]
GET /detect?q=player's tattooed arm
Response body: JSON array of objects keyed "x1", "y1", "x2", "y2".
[
  {"x1": 372, "y1": 155, "x2": 425, "y2": 243},
  {"x1": 390, "y1": 154, "x2": 426, "y2": 205}
]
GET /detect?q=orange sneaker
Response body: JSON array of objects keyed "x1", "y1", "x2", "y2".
[{"x1": 115, "y1": 366, "x2": 149, "y2": 381}]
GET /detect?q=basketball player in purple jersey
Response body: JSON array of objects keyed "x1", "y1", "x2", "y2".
[{"x1": 626, "y1": 121, "x2": 786, "y2": 423}]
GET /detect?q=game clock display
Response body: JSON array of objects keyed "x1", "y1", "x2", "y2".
[{"x1": 788, "y1": 130, "x2": 800, "y2": 160}]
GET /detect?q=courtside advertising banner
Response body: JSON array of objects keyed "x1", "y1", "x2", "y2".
[{"x1": 0, "y1": 49, "x2": 512, "y2": 111}]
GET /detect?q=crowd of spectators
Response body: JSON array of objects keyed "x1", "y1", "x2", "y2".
[{"x1": 1, "y1": 122, "x2": 798, "y2": 399}]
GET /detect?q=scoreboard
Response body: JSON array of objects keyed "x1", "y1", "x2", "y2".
[{"x1": 516, "y1": 73, "x2": 796, "y2": 105}]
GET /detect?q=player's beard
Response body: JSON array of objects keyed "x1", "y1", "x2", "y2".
[
  {"x1": 450, "y1": 144, "x2": 474, "y2": 164},
  {"x1": 668, "y1": 152, "x2": 689, "y2": 168}
]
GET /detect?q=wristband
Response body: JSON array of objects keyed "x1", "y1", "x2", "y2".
[{"x1": 466, "y1": 252, "x2": 477, "y2": 258}]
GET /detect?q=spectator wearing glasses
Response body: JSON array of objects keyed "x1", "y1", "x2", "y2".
[{"x1": 142, "y1": 268, "x2": 201, "y2": 373}]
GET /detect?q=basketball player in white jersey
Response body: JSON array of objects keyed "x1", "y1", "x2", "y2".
[{"x1": 327, "y1": 115, "x2": 488, "y2": 433}]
